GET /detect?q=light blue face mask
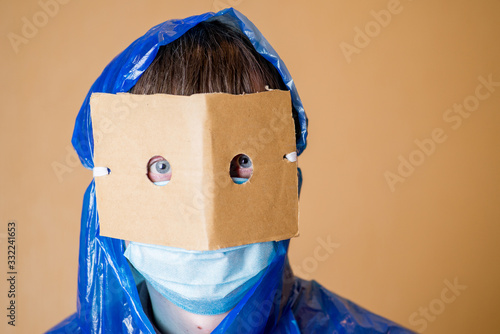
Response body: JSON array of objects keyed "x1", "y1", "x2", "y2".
[{"x1": 124, "y1": 241, "x2": 277, "y2": 315}]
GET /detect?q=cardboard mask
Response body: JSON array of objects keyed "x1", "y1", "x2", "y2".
[{"x1": 90, "y1": 90, "x2": 299, "y2": 250}]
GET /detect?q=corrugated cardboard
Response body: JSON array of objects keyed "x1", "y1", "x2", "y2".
[{"x1": 90, "y1": 90, "x2": 298, "y2": 250}]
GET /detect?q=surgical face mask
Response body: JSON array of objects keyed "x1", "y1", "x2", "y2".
[{"x1": 124, "y1": 241, "x2": 277, "y2": 315}]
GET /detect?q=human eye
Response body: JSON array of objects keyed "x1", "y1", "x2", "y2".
[
  {"x1": 147, "y1": 155, "x2": 172, "y2": 186},
  {"x1": 230, "y1": 154, "x2": 253, "y2": 184}
]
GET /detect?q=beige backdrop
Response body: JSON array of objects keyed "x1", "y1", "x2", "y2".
[{"x1": 1, "y1": 0, "x2": 499, "y2": 333}]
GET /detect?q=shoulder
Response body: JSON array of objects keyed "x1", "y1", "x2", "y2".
[{"x1": 290, "y1": 278, "x2": 416, "y2": 334}]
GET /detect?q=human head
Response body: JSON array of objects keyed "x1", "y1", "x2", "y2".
[{"x1": 58, "y1": 9, "x2": 308, "y2": 333}]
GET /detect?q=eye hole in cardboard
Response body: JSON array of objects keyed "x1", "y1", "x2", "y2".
[
  {"x1": 147, "y1": 155, "x2": 172, "y2": 186},
  {"x1": 230, "y1": 154, "x2": 253, "y2": 184}
]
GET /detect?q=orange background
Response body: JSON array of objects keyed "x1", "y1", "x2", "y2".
[{"x1": 1, "y1": 1, "x2": 499, "y2": 333}]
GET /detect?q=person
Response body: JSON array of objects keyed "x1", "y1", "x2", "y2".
[{"x1": 47, "y1": 8, "x2": 415, "y2": 334}]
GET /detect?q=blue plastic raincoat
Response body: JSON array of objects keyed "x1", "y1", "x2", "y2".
[{"x1": 47, "y1": 8, "x2": 415, "y2": 334}]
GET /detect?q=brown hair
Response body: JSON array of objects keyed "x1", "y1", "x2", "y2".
[{"x1": 130, "y1": 19, "x2": 287, "y2": 95}]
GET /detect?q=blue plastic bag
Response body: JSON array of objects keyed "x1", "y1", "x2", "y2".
[{"x1": 47, "y1": 8, "x2": 414, "y2": 333}]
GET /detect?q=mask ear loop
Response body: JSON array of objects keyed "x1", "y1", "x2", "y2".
[{"x1": 93, "y1": 167, "x2": 110, "y2": 177}]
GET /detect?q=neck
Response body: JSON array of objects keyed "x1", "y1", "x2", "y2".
[{"x1": 146, "y1": 281, "x2": 229, "y2": 334}]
